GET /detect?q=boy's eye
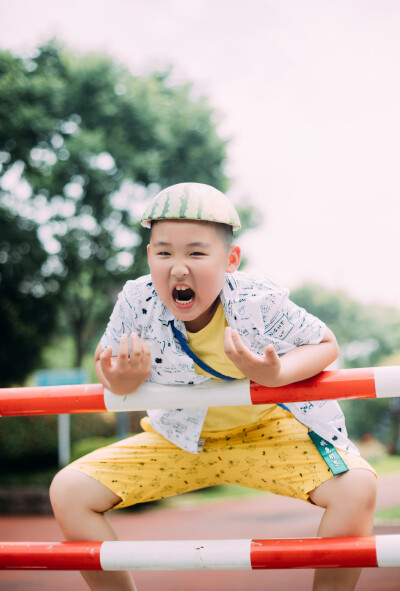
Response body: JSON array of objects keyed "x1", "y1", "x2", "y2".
[
  {"x1": 190, "y1": 252, "x2": 206, "y2": 256},
  {"x1": 157, "y1": 251, "x2": 170, "y2": 256}
]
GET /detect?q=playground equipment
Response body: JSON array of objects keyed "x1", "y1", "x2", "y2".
[
  {"x1": 1, "y1": 366, "x2": 399, "y2": 572},
  {"x1": 1, "y1": 536, "x2": 400, "y2": 570},
  {"x1": 1, "y1": 366, "x2": 400, "y2": 417}
]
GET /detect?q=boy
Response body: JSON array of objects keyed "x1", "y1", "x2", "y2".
[{"x1": 50, "y1": 182, "x2": 377, "y2": 591}]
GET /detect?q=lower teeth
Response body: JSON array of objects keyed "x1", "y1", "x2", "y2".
[{"x1": 176, "y1": 297, "x2": 194, "y2": 304}]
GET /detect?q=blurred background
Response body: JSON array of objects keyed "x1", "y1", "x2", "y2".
[{"x1": 0, "y1": 0, "x2": 400, "y2": 508}]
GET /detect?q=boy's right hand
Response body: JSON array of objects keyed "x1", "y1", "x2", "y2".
[{"x1": 99, "y1": 334, "x2": 152, "y2": 396}]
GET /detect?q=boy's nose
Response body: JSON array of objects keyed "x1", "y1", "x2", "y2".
[{"x1": 171, "y1": 264, "x2": 189, "y2": 279}]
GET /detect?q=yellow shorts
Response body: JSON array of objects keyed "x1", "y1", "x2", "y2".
[{"x1": 69, "y1": 405, "x2": 376, "y2": 510}]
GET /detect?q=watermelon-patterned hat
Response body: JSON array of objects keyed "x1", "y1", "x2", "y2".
[{"x1": 141, "y1": 182, "x2": 241, "y2": 230}]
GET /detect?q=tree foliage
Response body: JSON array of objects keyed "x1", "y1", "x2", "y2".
[
  {"x1": 0, "y1": 207, "x2": 58, "y2": 385},
  {"x1": 0, "y1": 39, "x2": 234, "y2": 373},
  {"x1": 291, "y1": 283, "x2": 400, "y2": 450},
  {"x1": 291, "y1": 283, "x2": 400, "y2": 368}
]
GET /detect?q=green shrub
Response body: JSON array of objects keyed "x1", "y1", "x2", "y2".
[
  {"x1": 0, "y1": 412, "x2": 117, "y2": 469},
  {"x1": 70, "y1": 436, "x2": 119, "y2": 462}
]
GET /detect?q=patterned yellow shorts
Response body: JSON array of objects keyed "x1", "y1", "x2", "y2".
[{"x1": 69, "y1": 405, "x2": 376, "y2": 510}]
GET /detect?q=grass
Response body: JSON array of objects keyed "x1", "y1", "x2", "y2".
[
  {"x1": 368, "y1": 454, "x2": 400, "y2": 475},
  {"x1": 375, "y1": 506, "x2": 400, "y2": 522},
  {"x1": 162, "y1": 484, "x2": 265, "y2": 508}
]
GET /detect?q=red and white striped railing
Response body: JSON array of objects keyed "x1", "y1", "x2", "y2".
[
  {"x1": 1, "y1": 536, "x2": 400, "y2": 570},
  {"x1": 0, "y1": 366, "x2": 399, "y2": 417}
]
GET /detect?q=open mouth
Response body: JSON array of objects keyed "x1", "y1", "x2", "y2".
[{"x1": 172, "y1": 286, "x2": 195, "y2": 305}]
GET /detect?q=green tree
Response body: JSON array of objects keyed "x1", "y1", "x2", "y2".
[
  {"x1": 0, "y1": 207, "x2": 59, "y2": 385},
  {"x1": 291, "y1": 283, "x2": 400, "y2": 451},
  {"x1": 0, "y1": 40, "x2": 239, "y2": 369},
  {"x1": 291, "y1": 283, "x2": 400, "y2": 368}
]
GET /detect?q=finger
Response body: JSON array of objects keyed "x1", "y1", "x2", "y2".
[
  {"x1": 140, "y1": 338, "x2": 151, "y2": 359},
  {"x1": 229, "y1": 329, "x2": 247, "y2": 353},
  {"x1": 264, "y1": 344, "x2": 279, "y2": 361},
  {"x1": 99, "y1": 346, "x2": 113, "y2": 372},
  {"x1": 141, "y1": 340, "x2": 152, "y2": 372},
  {"x1": 226, "y1": 329, "x2": 250, "y2": 360},
  {"x1": 100, "y1": 345, "x2": 113, "y2": 361},
  {"x1": 129, "y1": 333, "x2": 143, "y2": 367},
  {"x1": 130, "y1": 335, "x2": 152, "y2": 377},
  {"x1": 131, "y1": 334, "x2": 153, "y2": 368},
  {"x1": 223, "y1": 327, "x2": 236, "y2": 356},
  {"x1": 224, "y1": 328, "x2": 249, "y2": 364},
  {"x1": 117, "y1": 334, "x2": 130, "y2": 368}
]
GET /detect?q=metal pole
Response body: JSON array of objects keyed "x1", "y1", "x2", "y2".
[
  {"x1": 1, "y1": 536, "x2": 400, "y2": 571},
  {"x1": 1, "y1": 367, "x2": 399, "y2": 418}
]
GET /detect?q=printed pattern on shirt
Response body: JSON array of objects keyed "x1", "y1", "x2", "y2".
[{"x1": 100, "y1": 271, "x2": 357, "y2": 455}]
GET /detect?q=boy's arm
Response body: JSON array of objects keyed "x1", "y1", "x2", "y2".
[
  {"x1": 224, "y1": 326, "x2": 339, "y2": 388},
  {"x1": 95, "y1": 334, "x2": 152, "y2": 396}
]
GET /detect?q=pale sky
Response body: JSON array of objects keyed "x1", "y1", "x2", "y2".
[{"x1": 1, "y1": 0, "x2": 399, "y2": 307}]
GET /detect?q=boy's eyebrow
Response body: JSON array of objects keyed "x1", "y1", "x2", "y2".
[
  {"x1": 152, "y1": 241, "x2": 172, "y2": 247},
  {"x1": 152, "y1": 240, "x2": 211, "y2": 248},
  {"x1": 187, "y1": 241, "x2": 211, "y2": 248}
]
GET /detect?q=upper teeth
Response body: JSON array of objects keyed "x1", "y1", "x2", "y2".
[{"x1": 174, "y1": 285, "x2": 194, "y2": 304}]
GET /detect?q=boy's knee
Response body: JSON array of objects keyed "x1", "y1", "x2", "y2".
[
  {"x1": 311, "y1": 468, "x2": 377, "y2": 511},
  {"x1": 50, "y1": 468, "x2": 122, "y2": 517},
  {"x1": 50, "y1": 469, "x2": 83, "y2": 515},
  {"x1": 344, "y1": 469, "x2": 377, "y2": 509}
]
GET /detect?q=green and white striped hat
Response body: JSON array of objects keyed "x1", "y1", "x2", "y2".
[{"x1": 141, "y1": 182, "x2": 241, "y2": 230}]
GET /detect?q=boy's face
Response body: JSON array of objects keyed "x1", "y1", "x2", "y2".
[{"x1": 147, "y1": 220, "x2": 240, "y2": 332}]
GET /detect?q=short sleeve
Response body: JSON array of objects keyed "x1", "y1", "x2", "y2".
[
  {"x1": 243, "y1": 275, "x2": 326, "y2": 355},
  {"x1": 276, "y1": 293, "x2": 326, "y2": 349}
]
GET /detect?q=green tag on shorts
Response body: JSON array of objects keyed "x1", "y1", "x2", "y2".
[{"x1": 308, "y1": 431, "x2": 349, "y2": 476}]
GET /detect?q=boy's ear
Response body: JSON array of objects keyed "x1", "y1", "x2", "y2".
[
  {"x1": 226, "y1": 245, "x2": 241, "y2": 273},
  {"x1": 147, "y1": 244, "x2": 150, "y2": 257}
]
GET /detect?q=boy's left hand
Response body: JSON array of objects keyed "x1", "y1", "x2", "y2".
[{"x1": 224, "y1": 327, "x2": 281, "y2": 387}]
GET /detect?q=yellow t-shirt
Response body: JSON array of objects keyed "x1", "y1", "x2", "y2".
[{"x1": 186, "y1": 301, "x2": 273, "y2": 432}]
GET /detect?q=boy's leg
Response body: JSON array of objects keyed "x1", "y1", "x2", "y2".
[
  {"x1": 50, "y1": 423, "x2": 225, "y2": 591},
  {"x1": 50, "y1": 468, "x2": 137, "y2": 591},
  {"x1": 309, "y1": 468, "x2": 377, "y2": 591},
  {"x1": 214, "y1": 406, "x2": 377, "y2": 591}
]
